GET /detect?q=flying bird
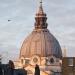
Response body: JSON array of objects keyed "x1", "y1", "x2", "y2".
[{"x1": 8, "y1": 20, "x2": 11, "y2": 22}]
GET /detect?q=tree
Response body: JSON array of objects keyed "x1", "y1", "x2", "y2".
[
  {"x1": 8, "y1": 60, "x2": 15, "y2": 75},
  {"x1": 0, "y1": 65, "x2": 2, "y2": 75},
  {"x1": 35, "y1": 64, "x2": 40, "y2": 75},
  {"x1": 0, "y1": 55, "x2": 2, "y2": 64},
  {"x1": 8, "y1": 60, "x2": 14, "y2": 69},
  {"x1": 0, "y1": 55, "x2": 2, "y2": 75}
]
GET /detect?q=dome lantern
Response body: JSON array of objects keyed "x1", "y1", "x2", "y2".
[{"x1": 35, "y1": 0, "x2": 48, "y2": 29}]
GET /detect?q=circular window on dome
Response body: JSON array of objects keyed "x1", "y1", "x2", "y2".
[
  {"x1": 33, "y1": 57, "x2": 38, "y2": 63},
  {"x1": 50, "y1": 58, "x2": 54, "y2": 64}
]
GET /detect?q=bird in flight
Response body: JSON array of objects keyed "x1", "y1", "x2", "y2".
[{"x1": 8, "y1": 20, "x2": 11, "y2": 22}]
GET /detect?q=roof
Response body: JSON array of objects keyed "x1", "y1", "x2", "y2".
[{"x1": 20, "y1": 29, "x2": 62, "y2": 59}]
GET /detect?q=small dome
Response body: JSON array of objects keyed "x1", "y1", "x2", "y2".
[{"x1": 20, "y1": 29, "x2": 62, "y2": 59}]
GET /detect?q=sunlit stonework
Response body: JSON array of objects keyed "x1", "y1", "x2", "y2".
[{"x1": 14, "y1": 1, "x2": 62, "y2": 75}]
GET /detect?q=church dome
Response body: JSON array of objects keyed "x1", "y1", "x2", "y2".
[
  {"x1": 20, "y1": 1, "x2": 62, "y2": 59},
  {"x1": 20, "y1": 29, "x2": 62, "y2": 59}
]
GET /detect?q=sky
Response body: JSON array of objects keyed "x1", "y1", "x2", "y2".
[{"x1": 0, "y1": 0, "x2": 75, "y2": 63}]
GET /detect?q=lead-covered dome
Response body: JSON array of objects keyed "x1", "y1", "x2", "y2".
[{"x1": 20, "y1": 1, "x2": 62, "y2": 59}]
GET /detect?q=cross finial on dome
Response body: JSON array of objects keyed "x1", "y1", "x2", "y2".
[
  {"x1": 40, "y1": 0, "x2": 42, "y2": 5},
  {"x1": 38, "y1": 0, "x2": 44, "y2": 13},
  {"x1": 35, "y1": 0, "x2": 48, "y2": 29},
  {"x1": 40, "y1": 0, "x2": 43, "y2": 8}
]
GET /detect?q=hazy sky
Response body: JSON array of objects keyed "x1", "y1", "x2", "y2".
[{"x1": 0, "y1": 0, "x2": 75, "y2": 63}]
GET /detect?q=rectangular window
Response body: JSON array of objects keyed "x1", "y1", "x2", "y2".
[
  {"x1": 69, "y1": 72, "x2": 73, "y2": 75},
  {"x1": 68, "y1": 58, "x2": 73, "y2": 66},
  {"x1": 53, "y1": 72, "x2": 61, "y2": 75}
]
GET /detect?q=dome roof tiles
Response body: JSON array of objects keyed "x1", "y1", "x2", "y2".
[{"x1": 20, "y1": 29, "x2": 62, "y2": 59}]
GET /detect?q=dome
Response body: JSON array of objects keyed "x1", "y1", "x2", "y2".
[
  {"x1": 20, "y1": 1, "x2": 62, "y2": 59},
  {"x1": 20, "y1": 29, "x2": 62, "y2": 59}
]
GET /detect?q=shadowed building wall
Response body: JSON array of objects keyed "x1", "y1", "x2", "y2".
[{"x1": 62, "y1": 57, "x2": 75, "y2": 75}]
